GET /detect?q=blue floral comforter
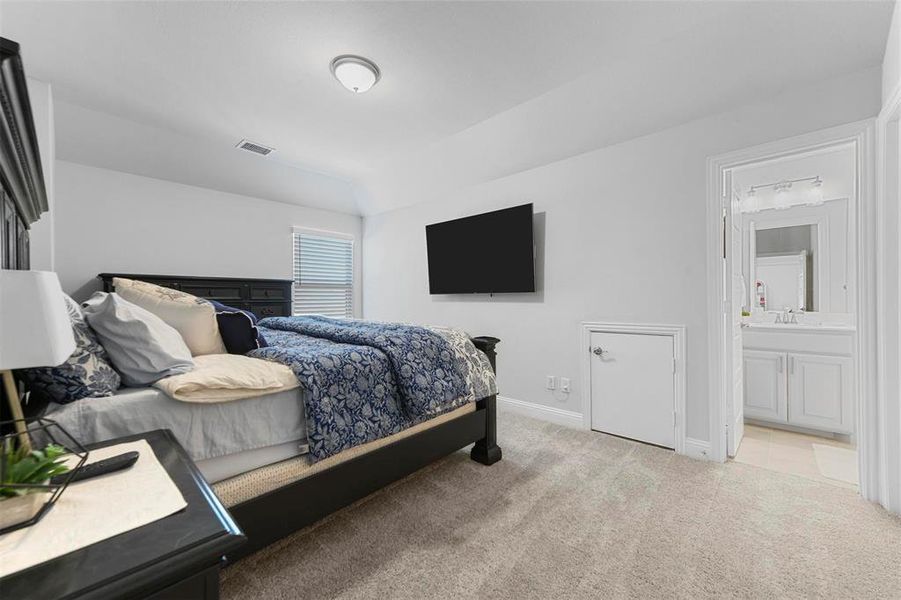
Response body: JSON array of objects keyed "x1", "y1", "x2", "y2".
[{"x1": 249, "y1": 316, "x2": 496, "y2": 461}]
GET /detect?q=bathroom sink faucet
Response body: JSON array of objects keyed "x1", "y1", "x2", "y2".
[{"x1": 775, "y1": 308, "x2": 798, "y2": 324}]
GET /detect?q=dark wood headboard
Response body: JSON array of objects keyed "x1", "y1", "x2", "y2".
[
  {"x1": 98, "y1": 273, "x2": 294, "y2": 318},
  {"x1": 0, "y1": 37, "x2": 48, "y2": 270}
]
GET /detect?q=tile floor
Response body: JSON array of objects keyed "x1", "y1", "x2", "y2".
[{"x1": 732, "y1": 424, "x2": 858, "y2": 489}]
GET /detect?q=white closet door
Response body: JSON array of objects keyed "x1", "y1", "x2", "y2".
[{"x1": 590, "y1": 332, "x2": 675, "y2": 448}]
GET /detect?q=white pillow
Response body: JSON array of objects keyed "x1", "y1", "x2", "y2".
[
  {"x1": 82, "y1": 292, "x2": 194, "y2": 386},
  {"x1": 153, "y1": 354, "x2": 299, "y2": 403},
  {"x1": 114, "y1": 277, "x2": 226, "y2": 356}
]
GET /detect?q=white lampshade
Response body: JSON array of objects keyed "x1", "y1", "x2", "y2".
[{"x1": 0, "y1": 270, "x2": 75, "y2": 370}]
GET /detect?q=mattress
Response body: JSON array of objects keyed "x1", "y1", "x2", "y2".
[
  {"x1": 43, "y1": 386, "x2": 308, "y2": 467},
  {"x1": 196, "y1": 440, "x2": 306, "y2": 483},
  {"x1": 213, "y1": 402, "x2": 476, "y2": 507}
]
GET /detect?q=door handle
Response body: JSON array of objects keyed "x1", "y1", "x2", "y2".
[{"x1": 592, "y1": 347, "x2": 608, "y2": 357}]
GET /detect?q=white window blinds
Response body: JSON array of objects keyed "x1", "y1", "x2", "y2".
[{"x1": 292, "y1": 230, "x2": 354, "y2": 318}]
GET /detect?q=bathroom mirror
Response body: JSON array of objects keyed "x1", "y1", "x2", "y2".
[{"x1": 752, "y1": 223, "x2": 818, "y2": 312}]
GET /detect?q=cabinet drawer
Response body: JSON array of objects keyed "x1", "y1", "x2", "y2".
[
  {"x1": 114, "y1": 277, "x2": 180, "y2": 291},
  {"x1": 250, "y1": 286, "x2": 288, "y2": 301},
  {"x1": 742, "y1": 329, "x2": 853, "y2": 356},
  {"x1": 181, "y1": 284, "x2": 245, "y2": 302},
  {"x1": 252, "y1": 303, "x2": 291, "y2": 318}
]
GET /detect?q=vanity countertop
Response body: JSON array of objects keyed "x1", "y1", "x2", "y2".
[{"x1": 741, "y1": 322, "x2": 856, "y2": 333}]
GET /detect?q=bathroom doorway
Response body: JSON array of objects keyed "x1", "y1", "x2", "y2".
[{"x1": 707, "y1": 122, "x2": 875, "y2": 494}]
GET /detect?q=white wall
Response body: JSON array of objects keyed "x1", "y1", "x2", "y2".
[
  {"x1": 363, "y1": 67, "x2": 882, "y2": 442},
  {"x1": 883, "y1": 0, "x2": 900, "y2": 106},
  {"x1": 876, "y1": 0, "x2": 901, "y2": 514},
  {"x1": 53, "y1": 161, "x2": 363, "y2": 313},
  {"x1": 25, "y1": 77, "x2": 54, "y2": 271}
]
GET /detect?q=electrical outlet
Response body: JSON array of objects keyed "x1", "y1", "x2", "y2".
[
  {"x1": 546, "y1": 376, "x2": 557, "y2": 390},
  {"x1": 560, "y1": 377, "x2": 571, "y2": 393}
]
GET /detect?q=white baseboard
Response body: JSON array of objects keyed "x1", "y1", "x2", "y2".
[
  {"x1": 497, "y1": 396, "x2": 583, "y2": 429},
  {"x1": 683, "y1": 437, "x2": 713, "y2": 461},
  {"x1": 497, "y1": 396, "x2": 713, "y2": 460}
]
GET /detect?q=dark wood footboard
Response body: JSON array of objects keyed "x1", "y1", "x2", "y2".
[
  {"x1": 469, "y1": 336, "x2": 502, "y2": 465},
  {"x1": 224, "y1": 335, "x2": 502, "y2": 563}
]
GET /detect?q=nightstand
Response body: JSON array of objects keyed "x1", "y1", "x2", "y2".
[{"x1": 0, "y1": 429, "x2": 245, "y2": 599}]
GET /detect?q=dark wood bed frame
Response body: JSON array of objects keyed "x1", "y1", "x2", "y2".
[
  {"x1": 226, "y1": 335, "x2": 502, "y2": 561},
  {"x1": 97, "y1": 273, "x2": 504, "y2": 562},
  {"x1": 1, "y1": 35, "x2": 503, "y2": 565}
]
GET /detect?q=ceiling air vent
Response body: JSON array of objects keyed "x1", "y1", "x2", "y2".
[{"x1": 236, "y1": 139, "x2": 275, "y2": 156}]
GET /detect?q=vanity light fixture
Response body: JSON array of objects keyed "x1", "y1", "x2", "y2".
[
  {"x1": 745, "y1": 175, "x2": 824, "y2": 212},
  {"x1": 773, "y1": 180, "x2": 793, "y2": 210},
  {"x1": 743, "y1": 187, "x2": 761, "y2": 213},
  {"x1": 808, "y1": 176, "x2": 825, "y2": 206},
  {"x1": 330, "y1": 55, "x2": 381, "y2": 94}
]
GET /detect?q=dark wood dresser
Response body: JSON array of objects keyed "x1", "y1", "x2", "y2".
[{"x1": 99, "y1": 273, "x2": 294, "y2": 318}]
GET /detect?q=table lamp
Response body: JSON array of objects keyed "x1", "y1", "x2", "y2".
[{"x1": 0, "y1": 270, "x2": 75, "y2": 451}]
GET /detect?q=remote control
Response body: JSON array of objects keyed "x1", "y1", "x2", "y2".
[{"x1": 51, "y1": 451, "x2": 140, "y2": 485}]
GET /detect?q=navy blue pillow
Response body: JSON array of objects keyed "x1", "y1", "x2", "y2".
[{"x1": 209, "y1": 300, "x2": 268, "y2": 355}]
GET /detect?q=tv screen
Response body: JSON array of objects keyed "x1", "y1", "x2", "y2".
[{"x1": 426, "y1": 203, "x2": 535, "y2": 294}]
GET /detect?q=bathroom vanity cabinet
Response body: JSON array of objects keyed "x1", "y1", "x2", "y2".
[{"x1": 742, "y1": 326, "x2": 855, "y2": 435}]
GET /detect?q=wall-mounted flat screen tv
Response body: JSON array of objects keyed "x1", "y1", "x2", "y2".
[{"x1": 426, "y1": 203, "x2": 535, "y2": 294}]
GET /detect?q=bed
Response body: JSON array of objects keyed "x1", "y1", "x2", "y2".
[{"x1": 44, "y1": 274, "x2": 504, "y2": 562}]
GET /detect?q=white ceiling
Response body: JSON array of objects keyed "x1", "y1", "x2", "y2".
[{"x1": 1, "y1": 1, "x2": 894, "y2": 215}]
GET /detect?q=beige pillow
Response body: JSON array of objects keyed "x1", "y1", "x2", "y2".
[
  {"x1": 153, "y1": 354, "x2": 299, "y2": 403},
  {"x1": 114, "y1": 277, "x2": 226, "y2": 356}
]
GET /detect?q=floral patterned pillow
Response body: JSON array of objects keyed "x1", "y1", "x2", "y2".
[{"x1": 19, "y1": 295, "x2": 121, "y2": 404}]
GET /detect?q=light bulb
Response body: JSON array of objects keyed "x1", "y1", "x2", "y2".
[{"x1": 809, "y1": 177, "x2": 824, "y2": 205}]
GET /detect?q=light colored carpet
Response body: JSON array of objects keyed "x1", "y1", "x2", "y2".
[{"x1": 221, "y1": 411, "x2": 901, "y2": 599}]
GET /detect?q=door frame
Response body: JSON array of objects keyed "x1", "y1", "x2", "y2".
[
  {"x1": 874, "y1": 81, "x2": 901, "y2": 513},
  {"x1": 706, "y1": 120, "x2": 876, "y2": 499},
  {"x1": 580, "y1": 321, "x2": 687, "y2": 454}
]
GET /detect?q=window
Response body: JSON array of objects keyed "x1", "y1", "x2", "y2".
[{"x1": 292, "y1": 228, "x2": 354, "y2": 318}]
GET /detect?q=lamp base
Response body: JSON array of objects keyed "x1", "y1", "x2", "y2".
[{"x1": 2, "y1": 369, "x2": 31, "y2": 452}]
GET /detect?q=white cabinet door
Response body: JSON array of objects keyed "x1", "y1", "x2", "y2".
[
  {"x1": 787, "y1": 353, "x2": 854, "y2": 433},
  {"x1": 743, "y1": 350, "x2": 787, "y2": 423},
  {"x1": 590, "y1": 331, "x2": 675, "y2": 449}
]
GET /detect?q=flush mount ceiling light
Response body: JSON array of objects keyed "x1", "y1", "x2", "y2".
[{"x1": 330, "y1": 55, "x2": 380, "y2": 94}]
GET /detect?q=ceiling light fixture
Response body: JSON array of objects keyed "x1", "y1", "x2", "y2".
[{"x1": 330, "y1": 55, "x2": 380, "y2": 94}]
